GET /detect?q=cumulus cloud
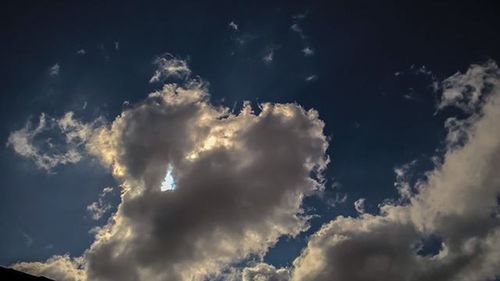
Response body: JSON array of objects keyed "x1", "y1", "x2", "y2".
[
  {"x1": 14, "y1": 56, "x2": 500, "y2": 281},
  {"x1": 242, "y1": 263, "x2": 289, "y2": 281},
  {"x1": 13, "y1": 255, "x2": 85, "y2": 281},
  {"x1": 6, "y1": 112, "x2": 97, "y2": 171},
  {"x1": 240, "y1": 60, "x2": 500, "y2": 281},
  {"x1": 149, "y1": 54, "x2": 191, "y2": 83},
  {"x1": 291, "y1": 24, "x2": 305, "y2": 40},
  {"x1": 10, "y1": 58, "x2": 329, "y2": 281}
]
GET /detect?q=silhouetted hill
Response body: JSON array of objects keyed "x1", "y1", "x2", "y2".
[{"x1": 0, "y1": 267, "x2": 54, "y2": 281}]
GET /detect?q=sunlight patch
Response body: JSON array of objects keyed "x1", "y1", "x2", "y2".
[{"x1": 160, "y1": 165, "x2": 176, "y2": 191}]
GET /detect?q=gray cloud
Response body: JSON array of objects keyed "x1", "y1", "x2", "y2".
[
  {"x1": 240, "y1": 61, "x2": 500, "y2": 281},
  {"x1": 354, "y1": 198, "x2": 366, "y2": 214},
  {"x1": 11, "y1": 58, "x2": 329, "y2": 281}
]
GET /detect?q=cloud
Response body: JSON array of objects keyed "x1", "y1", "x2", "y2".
[
  {"x1": 11, "y1": 58, "x2": 329, "y2": 281},
  {"x1": 229, "y1": 21, "x2": 238, "y2": 31},
  {"x1": 22, "y1": 232, "x2": 34, "y2": 247},
  {"x1": 302, "y1": 47, "x2": 314, "y2": 56},
  {"x1": 305, "y1": 75, "x2": 318, "y2": 82},
  {"x1": 242, "y1": 263, "x2": 289, "y2": 281},
  {"x1": 6, "y1": 112, "x2": 96, "y2": 171},
  {"x1": 16, "y1": 57, "x2": 500, "y2": 281},
  {"x1": 86, "y1": 187, "x2": 114, "y2": 220},
  {"x1": 263, "y1": 49, "x2": 274, "y2": 63},
  {"x1": 292, "y1": 12, "x2": 307, "y2": 20},
  {"x1": 49, "y1": 63, "x2": 60, "y2": 76},
  {"x1": 149, "y1": 54, "x2": 191, "y2": 83},
  {"x1": 354, "y1": 198, "x2": 366, "y2": 214},
  {"x1": 13, "y1": 255, "x2": 85, "y2": 281},
  {"x1": 325, "y1": 192, "x2": 347, "y2": 208},
  {"x1": 291, "y1": 14, "x2": 315, "y2": 57},
  {"x1": 76, "y1": 49, "x2": 86, "y2": 55},
  {"x1": 438, "y1": 60, "x2": 498, "y2": 112},
  {"x1": 240, "y1": 60, "x2": 500, "y2": 281},
  {"x1": 291, "y1": 24, "x2": 305, "y2": 40}
]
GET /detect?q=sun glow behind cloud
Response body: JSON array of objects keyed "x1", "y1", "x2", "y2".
[{"x1": 160, "y1": 165, "x2": 176, "y2": 191}]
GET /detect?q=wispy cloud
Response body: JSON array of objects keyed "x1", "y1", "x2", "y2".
[
  {"x1": 354, "y1": 198, "x2": 366, "y2": 214},
  {"x1": 305, "y1": 74, "x2": 318, "y2": 82},
  {"x1": 149, "y1": 54, "x2": 191, "y2": 83},
  {"x1": 49, "y1": 63, "x2": 60, "y2": 76},
  {"x1": 302, "y1": 46, "x2": 314, "y2": 56},
  {"x1": 263, "y1": 49, "x2": 274, "y2": 63},
  {"x1": 7, "y1": 112, "x2": 99, "y2": 171},
  {"x1": 228, "y1": 21, "x2": 238, "y2": 31},
  {"x1": 86, "y1": 187, "x2": 113, "y2": 221}
]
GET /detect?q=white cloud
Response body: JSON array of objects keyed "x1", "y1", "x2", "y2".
[
  {"x1": 13, "y1": 255, "x2": 85, "y2": 281},
  {"x1": 22, "y1": 232, "x2": 33, "y2": 247},
  {"x1": 292, "y1": 12, "x2": 307, "y2": 20},
  {"x1": 229, "y1": 21, "x2": 238, "y2": 31},
  {"x1": 86, "y1": 187, "x2": 114, "y2": 221},
  {"x1": 291, "y1": 24, "x2": 305, "y2": 39},
  {"x1": 242, "y1": 263, "x2": 289, "y2": 281},
  {"x1": 353, "y1": 198, "x2": 366, "y2": 214},
  {"x1": 305, "y1": 75, "x2": 318, "y2": 82},
  {"x1": 263, "y1": 49, "x2": 274, "y2": 63},
  {"x1": 438, "y1": 60, "x2": 498, "y2": 112},
  {"x1": 149, "y1": 54, "x2": 191, "y2": 83},
  {"x1": 49, "y1": 63, "x2": 60, "y2": 76},
  {"x1": 6, "y1": 112, "x2": 96, "y2": 171},
  {"x1": 302, "y1": 47, "x2": 314, "y2": 56},
  {"x1": 76, "y1": 49, "x2": 86, "y2": 55},
  {"x1": 325, "y1": 192, "x2": 347, "y2": 207}
]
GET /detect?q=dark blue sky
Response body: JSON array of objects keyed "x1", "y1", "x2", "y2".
[{"x1": 1, "y1": 0, "x2": 500, "y2": 271}]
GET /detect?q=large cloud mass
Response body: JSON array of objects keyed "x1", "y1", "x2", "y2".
[
  {"x1": 252, "y1": 61, "x2": 500, "y2": 281},
  {"x1": 9, "y1": 58, "x2": 500, "y2": 281},
  {"x1": 9, "y1": 58, "x2": 328, "y2": 281}
]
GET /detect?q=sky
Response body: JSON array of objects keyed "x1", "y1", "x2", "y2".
[{"x1": 1, "y1": 1, "x2": 500, "y2": 281}]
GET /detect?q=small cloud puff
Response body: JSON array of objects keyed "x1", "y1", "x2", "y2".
[
  {"x1": 354, "y1": 198, "x2": 366, "y2": 214},
  {"x1": 228, "y1": 21, "x2": 238, "y2": 31},
  {"x1": 49, "y1": 63, "x2": 60, "y2": 76},
  {"x1": 149, "y1": 54, "x2": 191, "y2": 83}
]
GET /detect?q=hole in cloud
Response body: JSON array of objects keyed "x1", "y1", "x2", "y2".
[
  {"x1": 416, "y1": 234, "x2": 443, "y2": 257},
  {"x1": 160, "y1": 165, "x2": 176, "y2": 191}
]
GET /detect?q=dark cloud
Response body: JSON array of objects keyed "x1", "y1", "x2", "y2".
[
  {"x1": 11, "y1": 58, "x2": 329, "y2": 281},
  {"x1": 241, "y1": 61, "x2": 500, "y2": 281}
]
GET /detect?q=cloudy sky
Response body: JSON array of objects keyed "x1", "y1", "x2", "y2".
[{"x1": 1, "y1": 1, "x2": 500, "y2": 281}]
